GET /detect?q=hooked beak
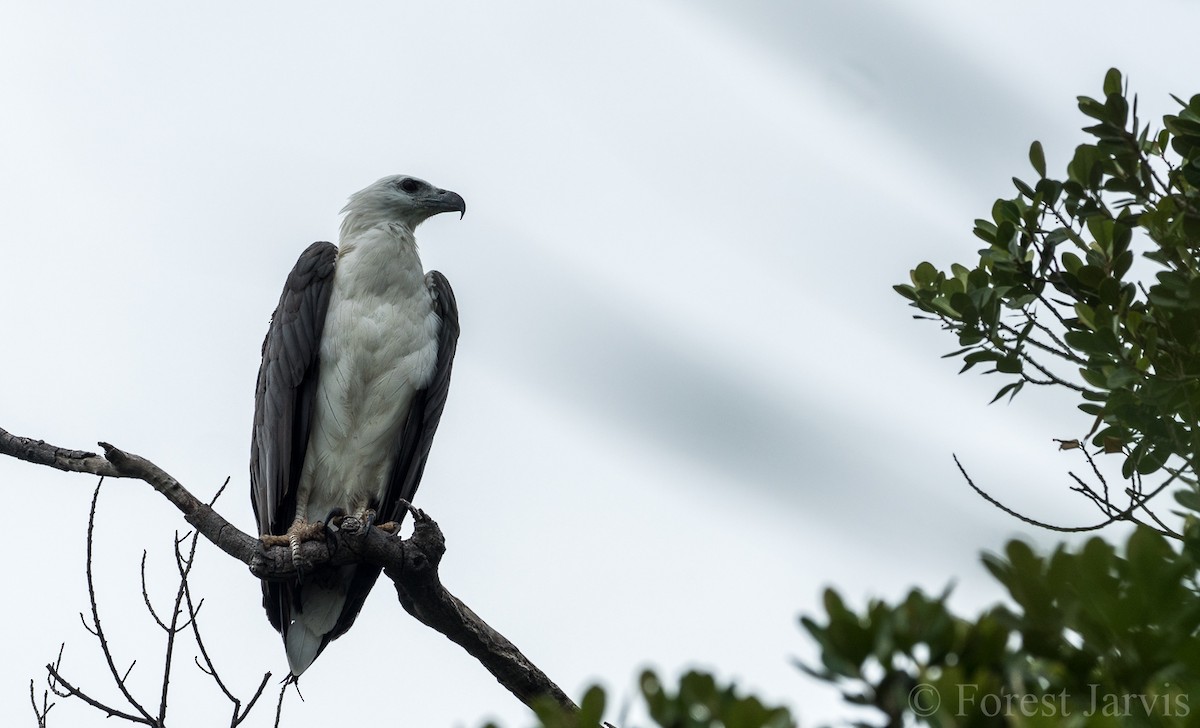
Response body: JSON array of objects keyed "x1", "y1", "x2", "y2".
[{"x1": 424, "y1": 188, "x2": 466, "y2": 220}]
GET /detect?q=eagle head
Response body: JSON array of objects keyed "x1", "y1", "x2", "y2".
[{"x1": 341, "y1": 174, "x2": 466, "y2": 232}]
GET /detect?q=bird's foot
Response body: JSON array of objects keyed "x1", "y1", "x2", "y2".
[
  {"x1": 261, "y1": 520, "x2": 326, "y2": 576},
  {"x1": 331, "y1": 507, "x2": 376, "y2": 537},
  {"x1": 260, "y1": 520, "x2": 326, "y2": 547},
  {"x1": 375, "y1": 503, "x2": 425, "y2": 536},
  {"x1": 289, "y1": 525, "x2": 318, "y2": 575}
]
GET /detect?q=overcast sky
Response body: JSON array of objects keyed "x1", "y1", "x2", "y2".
[{"x1": 0, "y1": 1, "x2": 1194, "y2": 726}]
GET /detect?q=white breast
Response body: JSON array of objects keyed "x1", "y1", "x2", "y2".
[{"x1": 295, "y1": 224, "x2": 440, "y2": 522}]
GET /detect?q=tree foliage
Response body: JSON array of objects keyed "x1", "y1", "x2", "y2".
[
  {"x1": 796, "y1": 69, "x2": 1200, "y2": 725},
  {"x1": 485, "y1": 670, "x2": 795, "y2": 728},
  {"x1": 803, "y1": 528, "x2": 1200, "y2": 725},
  {"x1": 896, "y1": 68, "x2": 1200, "y2": 522},
  {"x1": 509, "y1": 68, "x2": 1200, "y2": 728}
]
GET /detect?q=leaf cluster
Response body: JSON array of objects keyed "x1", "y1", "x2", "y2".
[
  {"x1": 799, "y1": 69, "x2": 1200, "y2": 727},
  {"x1": 803, "y1": 527, "x2": 1200, "y2": 725},
  {"x1": 488, "y1": 670, "x2": 795, "y2": 728},
  {"x1": 896, "y1": 69, "x2": 1200, "y2": 500}
]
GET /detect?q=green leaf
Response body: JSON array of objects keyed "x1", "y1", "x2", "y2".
[
  {"x1": 995, "y1": 355, "x2": 1022, "y2": 374},
  {"x1": 1078, "y1": 95, "x2": 1107, "y2": 122},
  {"x1": 1029, "y1": 140, "x2": 1046, "y2": 178},
  {"x1": 973, "y1": 219, "x2": 998, "y2": 243},
  {"x1": 1012, "y1": 176, "x2": 1035, "y2": 199},
  {"x1": 1103, "y1": 67, "x2": 1123, "y2": 97},
  {"x1": 578, "y1": 686, "x2": 606, "y2": 727},
  {"x1": 1061, "y1": 251, "x2": 1084, "y2": 273},
  {"x1": 989, "y1": 380, "x2": 1024, "y2": 403},
  {"x1": 1175, "y1": 489, "x2": 1200, "y2": 512},
  {"x1": 913, "y1": 261, "x2": 939, "y2": 286},
  {"x1": 1136, "y1": 445, "x2": 1168, "y2": 475}
]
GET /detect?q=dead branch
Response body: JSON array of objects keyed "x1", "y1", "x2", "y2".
[
  {"x1": 46, "y1": 664, "x2": 149, "y2": 724},
  {"x1": 180, "y1": 482, "x2": 274, "y2": 728},
  {"x1": 1, "y1": 425, "x2": 577, "y2": 715},
  {"x1": 41, "y1": 482, "x2": 272, "y2": 727},
  {"x1": 29, "y1": 646, "x2": 60, "y2": 728},
  {"x1": 182, "y1": 534, "x2": 272, "y2": 727},
  {"x1": 79, "y1": 482, "x2": 157, "y2": 724}
]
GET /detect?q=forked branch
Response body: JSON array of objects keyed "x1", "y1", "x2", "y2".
[
  {"x1": 39, "y1": 482, "x2": 273, "y2": 727},
  {"x1": 0, "y1": 426, "x2": 577, "y2": 716}
]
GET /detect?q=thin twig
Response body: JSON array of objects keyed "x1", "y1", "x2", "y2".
[
  {"x1": 233, "y1": 673, "x2": 273, "y2": 728},
  {"x1": 156, "y1": 529, "x2": 201, "y2": 725},
  {"x1": 140, "y1": 551, "x2": 169, "y2": 631},
  {"x1": 180, "y1": 528, "x2": 273, "y2": 727},
  {"x1": 273, "y1": 681, "x2": 288, "y2": 728},
  {"x1": 44, "y1": 664, "x2": 151, "y2": 725},
  {"x1": 953, "y1": 454, "x2": 1176, "y2": 538},
  {"x1": 1080, "y1": 447, "x2": 1111, "y2": 510},
  {"x1": 83, "y1": 482, "x2": 156, "y2": 723},
  {"x1": 1017, "y1": 351, "x2": 1089, "y2": 392},
  {"x1": 29, "y1": 676, "x2": 54, "y2": 728}
]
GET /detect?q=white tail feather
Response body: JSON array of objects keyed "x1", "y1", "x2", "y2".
[{"x1": 284, "y1": 575, "x2": 351, "y2": 675}]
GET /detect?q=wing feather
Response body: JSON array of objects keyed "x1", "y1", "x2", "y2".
[
  {"x1": 382, "y1": 270, "x2": 460, "y2": 519},
  {"x1": 249, "y1": 241, "x2": 338, "y2": 632}
]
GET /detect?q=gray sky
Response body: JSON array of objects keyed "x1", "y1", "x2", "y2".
[{"x1": 0, "y1": 1, "x2": 1190, "y2": 725}]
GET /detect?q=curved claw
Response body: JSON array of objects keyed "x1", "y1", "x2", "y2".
[{"x1": 397, "y1": 499, "x2": 427, "y2": 522}]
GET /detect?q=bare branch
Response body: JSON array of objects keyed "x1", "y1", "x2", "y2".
[
  {"x1": 0, "y1": 427, "x2": 262, "y2": 567},
  {"x1": 1016, "y1": 351, "x2": 1089, "y2": 392},
  {"x1": 3, "y1": 426, "x2": 579, "y2": 714},
  {"x1": 83, "y1": 482, "x2": 156, "y2": 724},
  {"x1": 953, "y1": 454, "x2": 1178, "y2": 538},
  {"x1": 44, "y1": 663, "x2": 153, "y2": 725},
  {"x1": 0, "y1": 427, "x2": 121, "y2": 477},
  {"x1": 273, "y1": 682, "x2": 289, "y2": 728},
  {"x1": 382, "y1": 504, "x2": 578, "y2": 711},
  {"x1": 179, "y1": 527, "x2": 273, "y2": 727},
  {"x1": 43, "y1": 480, "x2": 283, "y2": 727},
  {"x1": 29, "y1": 676, "x2": 54, "y2": 728},
  {"x1": 1080, "y1": 447, "x2": 1112, "y2": 509},
  {"x1": 155, "y1": 530, "x2": 199, "y2": 726},
  {"x1": 234, "y1": 673, "x2": 273, "y2": 728},
  {"x1": 140, "y1": 552, "x2": 170, "y2": 632}
]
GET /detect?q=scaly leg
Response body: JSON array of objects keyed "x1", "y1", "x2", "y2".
[{"x1": 261, "y1": 518, "x2": 327, "y2": 574}]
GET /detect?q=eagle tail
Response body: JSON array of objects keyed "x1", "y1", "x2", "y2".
[{"x1": 284, "y1": 568, "x2": 354, "y2": 675}]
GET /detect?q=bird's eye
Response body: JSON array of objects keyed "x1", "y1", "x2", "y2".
[{"x1": 398, "y1": 178, "x2": 420, "y2": 193}]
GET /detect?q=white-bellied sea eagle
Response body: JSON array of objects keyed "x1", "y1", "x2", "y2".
[{"x1": 250, "y1": 175, "x2": 464, "y2": 677}]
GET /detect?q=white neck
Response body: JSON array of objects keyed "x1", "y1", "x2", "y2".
[{"x1": 335, "y1": 223, "x2": 424, "y2": 300}]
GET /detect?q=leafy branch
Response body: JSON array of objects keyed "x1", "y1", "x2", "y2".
[{"x1": 896, "y1": 68, "x2": 1200, "y2": 533}]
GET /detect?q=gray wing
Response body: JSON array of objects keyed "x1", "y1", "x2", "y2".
[
  {"x1": 327, "y1": 270, "x2": 459, "y2": 643},
  {"x1": 380, "y1": 270, "x2": 460, "y2": 521},
  {"x1": 249, "y1": 242, "x2": 337, "y2": 632}
]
